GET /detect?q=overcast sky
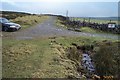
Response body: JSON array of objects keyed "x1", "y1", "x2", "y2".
[{"x1": 0, "y1": 0, "x2": 119, "y2": 17}]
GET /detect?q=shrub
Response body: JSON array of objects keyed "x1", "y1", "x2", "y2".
[
  {"x1": 67, "y1": 46, "x2": 82, "y2": 62},
  {"x1": 93, "y1": 42, "x2": 120, "y2": 78}
]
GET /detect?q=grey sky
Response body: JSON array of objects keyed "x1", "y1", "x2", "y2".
[{"x1": 0, "y1": 0, "x2": 119, "y2": 17}]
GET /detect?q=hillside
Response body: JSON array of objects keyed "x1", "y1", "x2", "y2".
[{"x1": 0, "y1": 11, "x2": 32, "y2": 19}]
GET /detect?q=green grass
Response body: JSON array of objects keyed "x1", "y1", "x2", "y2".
[
  {"x1": 80, "y1": 27, "x2": 120, "y2": 36},
  {"x1": 80, "y1": 27, "x2": 103, "y2": 33}
]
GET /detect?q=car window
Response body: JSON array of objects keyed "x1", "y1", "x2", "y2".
[{"x1": 0, "y1": 18, "x2": 10, "y2": 23}]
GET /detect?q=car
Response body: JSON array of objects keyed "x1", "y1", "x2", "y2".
[{"x1": 0, "y1": 17, "x2": 21, "y2": 31}]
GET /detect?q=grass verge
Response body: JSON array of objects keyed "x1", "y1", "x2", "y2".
[{"x1": 2, "y1": 37, "x2": 81, "y2": 78}]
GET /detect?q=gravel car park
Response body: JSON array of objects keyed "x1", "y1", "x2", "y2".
[{"x1": 0, "y1": 17, "x2": 21, "y2": 31}]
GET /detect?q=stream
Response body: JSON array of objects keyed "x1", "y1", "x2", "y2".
[{"x1": 81, "y1": 52, "x2": 95, "y2": 76}]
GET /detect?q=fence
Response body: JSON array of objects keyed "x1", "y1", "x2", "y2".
[{"x1": 67, "y1": 17, "x2": 120, "y2": 34}]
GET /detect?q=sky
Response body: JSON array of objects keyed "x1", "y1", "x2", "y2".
[{"x1": 0, "y1": 0, "x2": 119, "y2": 17}]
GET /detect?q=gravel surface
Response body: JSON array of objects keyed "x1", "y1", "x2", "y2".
[{"x1": 2, "y1": 16, "x2": 119, "y2": 40}]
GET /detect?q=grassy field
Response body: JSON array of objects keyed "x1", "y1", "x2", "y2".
[
  {"x1": 2, "y1": 11, "x2": 120, "y2": 79},
  {"x1": 2, "y1": 37, "x2": 80, "y2": 78},
  {"x1": 72, "y1": 17, "x2": 117, "y2": 24},
  {"x1": 2, "y1": 35, "x2": 119, "y2": 78}
]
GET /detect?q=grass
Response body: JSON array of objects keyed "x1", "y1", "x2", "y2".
[
  {"x1": 73, "y1": 18, "x2": 117, "y2": 24},
  {"x1": 2, "y1": 13, "x2": 119, "y2": 78},
  {"x1": 55, "y1": 19, "x2": 68, "y2": 29},
  {"x1": 3, "y1": 39, "x2": 48, "y2": 78},
  {"x1": 2, "y1": 37, "x2": 80, "y2": 78},
  {"x1": 0, "y1": 34, "x2": 1, "y2": 78},
  {"x1": 2, "y1": 35, "x2": 119, "y2": 78},
  {"x1": 10, "y1": 15, "x2": 49, "y2": 30},
  {"x1": 80, "y1": 27, "x2": 120, "y2": 36},
  {"x1": 80, "y1": 27, "x2": 103, "y2": 33}
]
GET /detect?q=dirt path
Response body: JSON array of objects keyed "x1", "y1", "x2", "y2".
[{"x1": 2, "y1": 16, "x2": 119, "y2": 40}]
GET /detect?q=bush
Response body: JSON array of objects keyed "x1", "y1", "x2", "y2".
[
  {"x1": 10, "y1": 15, "x2": 48, "y2": 27},
  {"x1": 93, "y1": 42, "x2": 120, "y2": 78},
  {"x1": 67, "y1": 46, "x2": 81, "y2": 61}
]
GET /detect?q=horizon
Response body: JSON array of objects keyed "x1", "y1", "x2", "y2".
[
  {"x1": 1, "y1": 10, "x2": 118, "y2": 18},
  {"x1": 0, "y1": 1, "x2": 119, "y2": 17}
]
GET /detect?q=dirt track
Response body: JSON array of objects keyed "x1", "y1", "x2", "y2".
[{"x1": 2, "y1": 16, "x2": 119, "y2": 40}]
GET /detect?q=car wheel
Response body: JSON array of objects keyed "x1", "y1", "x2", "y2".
[{"x1": 4, "y1": 27, "x2": 8, "y2": 31}]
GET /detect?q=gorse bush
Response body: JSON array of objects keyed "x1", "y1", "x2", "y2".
[{"x1": 11, "y1": 16, "x2": 43, "y2": 25}]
